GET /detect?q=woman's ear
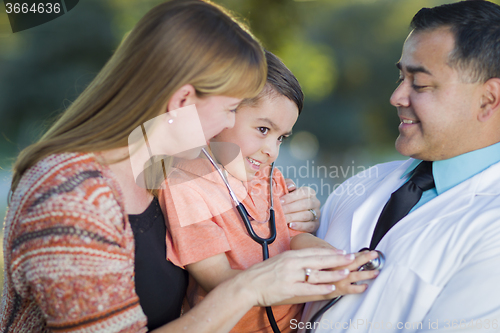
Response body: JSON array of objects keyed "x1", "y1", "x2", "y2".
[
  {"x1": 166, "y1": 84, "x2": 197, "y2": 112},
  {"x1": 478, "y1": 78, "x2": 500, "y2": 122}
]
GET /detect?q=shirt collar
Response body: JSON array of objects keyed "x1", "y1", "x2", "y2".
[{"x1": 401, "y1": 141, "x2": 500, "y2": 195}]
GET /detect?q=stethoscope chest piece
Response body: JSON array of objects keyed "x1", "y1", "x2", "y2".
[{"x1": 358, "y1": 250, "x2": 385, "y2": 271}]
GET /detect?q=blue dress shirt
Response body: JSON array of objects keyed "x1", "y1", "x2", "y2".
[{"x1": 401, "y1": 141, "x2": 500, "y2": 212}]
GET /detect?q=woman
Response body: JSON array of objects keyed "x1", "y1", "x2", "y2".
[{"x1": 0, "y1": 1, "x2": 371, "y2": 332}]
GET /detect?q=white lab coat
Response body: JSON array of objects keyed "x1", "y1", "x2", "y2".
[{"x1": 299, "y1": 159, "x2": 500, "y2": 332}]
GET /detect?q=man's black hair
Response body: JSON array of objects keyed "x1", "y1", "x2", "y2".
[{"x1": 411, "y1": 0, "x2": 500, "y2": 82}]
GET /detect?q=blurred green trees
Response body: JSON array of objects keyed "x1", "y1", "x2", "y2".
[{"x1": 5, "y1": 0, "x2": 496, "y2": 169}]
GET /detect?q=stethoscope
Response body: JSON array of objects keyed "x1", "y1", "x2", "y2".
[
  {"x1": 305, "y1": 248, "x2": 385, "y2": 333},
  {"x1": 201, "y1": 148, "x2": 282, "y2": 333},
  {"x1": 202, "y1": 148, "x2": 386, "y2": 333}
]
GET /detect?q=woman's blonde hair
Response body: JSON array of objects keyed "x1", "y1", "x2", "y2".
[{"x1": 11, "y1": 0, "x2": 266, "y2": 193}]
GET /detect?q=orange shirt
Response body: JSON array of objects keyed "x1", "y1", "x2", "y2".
[{"x1": 160, "y1": 158, "x2": 303, "y2": 333}]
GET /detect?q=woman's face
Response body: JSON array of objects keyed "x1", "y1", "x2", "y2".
[
  {"x1": 130, "y1": 95, "x2": 241, "y2": 162},
  {"x1": 155, "y1": 95, "x2": 242, "y2": 160},
  {"x1": 195, "y1": 95, "x2": 242, "y2": 142}
]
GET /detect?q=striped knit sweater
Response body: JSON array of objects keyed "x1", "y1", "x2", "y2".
[{"x1": 0, "y1": 153, "x2": 148, "y2": 332}]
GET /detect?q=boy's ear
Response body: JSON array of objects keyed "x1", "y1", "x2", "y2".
[
  {"x1": 166, "y1": 84, "x2": 198, "y2": 112},
  {"x1": 478, "y1": 78, "x2": 500, "y2": 122}
]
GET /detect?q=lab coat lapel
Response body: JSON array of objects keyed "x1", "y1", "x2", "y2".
[
  {"x1": 350, "y1": 159, "x2": 414, "y2": 252},
  {"x1": 375, "y1": 161, "x2": 500, "y2": 252}
]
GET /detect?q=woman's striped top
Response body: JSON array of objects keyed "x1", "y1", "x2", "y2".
[{"x1": 0, "y1": 153, "x2": 148, "y2": 332}]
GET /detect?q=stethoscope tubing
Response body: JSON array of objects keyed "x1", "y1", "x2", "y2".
[
  {"x1": 306, "y1": 296, "x2": 343, "y2": 333},
  {"x1": 201, "y1": 148, "x2": 281, "y2": 333},
  {"x1": 236, "y1": 203, "x2": 277, "y2": 244}
]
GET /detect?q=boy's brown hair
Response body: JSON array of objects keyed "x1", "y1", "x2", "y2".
[{"x1": 241, "y1": 50, "x2": 304, "y2": 114}]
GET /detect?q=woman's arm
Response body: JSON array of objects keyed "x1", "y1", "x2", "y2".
[
  {"x1": 153, "y1": 247, "x2": 359, "y2": 333},
  {"x1": 151, "y1": 273, "x2": 254, "y2": 333},
  {"x1": 185, "y1": 253, "x2": 241, "y2": 293},
  {"x1": 182, "y1": 231, "x2": 351, "y2": 295},
  {"x1": 183, "y1": 239, "x2": 378, "y2": 308},
  {"x1": 9, "y1": 203, "x2": 359, "y2": 333},
  {"x1": 290, "y1": 232, "x2": 338, "y2": 250}
]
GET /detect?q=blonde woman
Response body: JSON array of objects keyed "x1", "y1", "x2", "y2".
[{"x1": 0, "y1": 1, "x2": 364, "y2": 332}]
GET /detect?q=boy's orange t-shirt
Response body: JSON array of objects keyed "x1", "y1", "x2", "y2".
[{"x1": 159, "y1": 157, "x2": 304, "y2": 333}]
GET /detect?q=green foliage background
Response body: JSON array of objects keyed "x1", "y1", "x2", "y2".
[{"x1": 1, "y1": 0, "x2": 499, "y2": 298}]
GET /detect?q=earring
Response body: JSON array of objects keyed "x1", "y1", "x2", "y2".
[{"x1": 167, "y1": 109, "x2": 177, "y2": 124}]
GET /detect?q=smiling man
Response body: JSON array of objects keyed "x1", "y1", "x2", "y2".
[{"x1": 301, "y1": 1, "x2": 500, "y2": 332}]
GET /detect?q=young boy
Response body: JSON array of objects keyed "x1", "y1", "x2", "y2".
[{"x1": 160, "y1": 51, "x2": 377, "y2": 332}]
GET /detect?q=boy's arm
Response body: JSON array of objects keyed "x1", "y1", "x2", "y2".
[
  {"x1": 186, "y1": 253, "x2": 242, "y2": 293},
  {"x1": 186, "y1": 236, "x2": 379, "y2": 306},
  {"x1": 290, "y1": 232, "x2": 339, "y2": 251}
]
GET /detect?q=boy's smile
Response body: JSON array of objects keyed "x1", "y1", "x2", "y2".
[{"x1": 211, "y1": 93, "x2": 299, "y2": 182}]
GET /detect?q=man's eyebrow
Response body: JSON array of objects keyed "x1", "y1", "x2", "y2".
[
  {"x1": 396, "y1": 62, "x2": 432, "y2": 75},
  {"x1": 257, "y1": 117, "x2": 293, "y2": 136}
]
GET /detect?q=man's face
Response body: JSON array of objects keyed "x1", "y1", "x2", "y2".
[{"x1": 390, "y1": 27, "x2": 483, "y2": 161}]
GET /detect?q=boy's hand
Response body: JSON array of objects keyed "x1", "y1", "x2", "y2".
[
  {"x1": 281, "y1": 179, "x2": 321, "y2": 233},
  {"x1": 327, "y1": 251, "x2": 380, "y2": 297}
]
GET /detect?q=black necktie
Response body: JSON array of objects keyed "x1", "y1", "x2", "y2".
[{"x1": 369, "y1": 161, "x2": 435, "y2": 249}]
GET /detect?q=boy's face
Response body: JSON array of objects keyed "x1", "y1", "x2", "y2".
[{"x1": 211, "y1": 94, "x2": 299, "y2": 181}]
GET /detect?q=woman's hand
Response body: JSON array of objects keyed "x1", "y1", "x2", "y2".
[
  {"x1": 234, "y1": 248, "x2": 355, "y2": 307},
  {"x1": 289, "y1": 234, "x2": 380, "y2": 299},
  {"x1": 267, "y1": 241, "x2": 380, "y2": 305},
  {"x1": 281, "y1": 179, "x2": 321, "y2": 233}
]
